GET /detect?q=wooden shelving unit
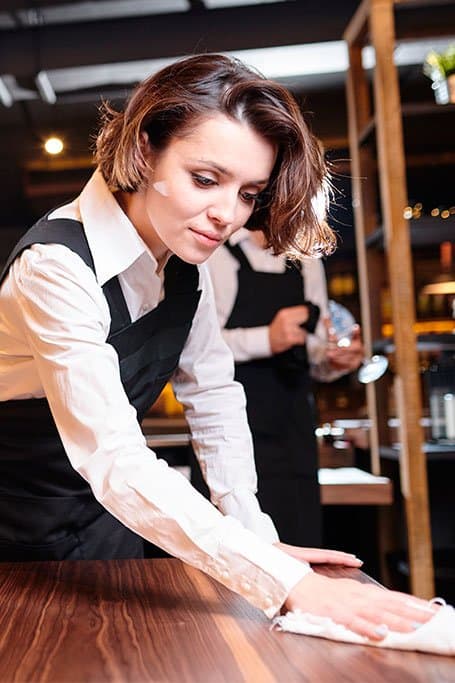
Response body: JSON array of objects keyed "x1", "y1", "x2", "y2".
[{"x1": 344, "y1": 0, "x2": 455, "y2": 598}]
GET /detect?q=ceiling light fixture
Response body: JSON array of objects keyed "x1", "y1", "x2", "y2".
[
  {"x1": 44, "y1": 136, "x2": 64, "y2": 155},
  {"x1": 35, "y1": 71, "x2": 57, "y2": 104},
  {"x1": 421, "y1": 242, "x2": 455, "y2": 295},
  {"x1": 422, "y1": 275, "x2": 455, "y2": 296},
  {"x1": 0, "y1": 76, "x2": 13, "y2": 107}
]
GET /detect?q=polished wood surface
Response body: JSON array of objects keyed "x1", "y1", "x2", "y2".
[
  {"x1": 319, "y1": 479, "x2": 393, "y2": 505},
  {"x1": 0, "y1": 559, "x2": 453, "y2": 682}
]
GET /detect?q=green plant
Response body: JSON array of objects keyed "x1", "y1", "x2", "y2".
[{"x1": 423, "y1": 44, "x2": 455, "y2": 82}]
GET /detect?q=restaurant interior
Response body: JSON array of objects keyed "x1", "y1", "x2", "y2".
[{"x1": 0, "y1": 0, "x2": 454, "y2": 678}]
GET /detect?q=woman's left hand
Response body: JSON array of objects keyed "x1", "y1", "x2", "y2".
[
  {"x1": 274, "y1": 541, "x2": 363, "y2": 567},
  {"x1": 325, "y1": 321, "x2": 365, "y2": 372}
]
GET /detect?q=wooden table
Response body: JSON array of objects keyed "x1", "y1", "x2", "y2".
[
  {"x1": 0, "y1": 559, "x2": 452, "y2": 682},
  {"x1": 318, "y1": 467, "x2": 393, "y2": 505}
]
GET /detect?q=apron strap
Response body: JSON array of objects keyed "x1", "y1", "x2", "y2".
[
  {"x1": 0, "y1": 216, "x2": 96, "y2": 284},
  {"x1": 224, "y1": 241, "x2": 252, "y2": 270}
]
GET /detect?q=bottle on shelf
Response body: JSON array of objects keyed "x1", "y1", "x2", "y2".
[{"x1": 425, "y1": 350, "x2": 455, "y2": 442}]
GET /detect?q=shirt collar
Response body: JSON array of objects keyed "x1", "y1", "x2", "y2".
[{"x1": 78, "y1": 169, "x2": 157, "y2": 286}]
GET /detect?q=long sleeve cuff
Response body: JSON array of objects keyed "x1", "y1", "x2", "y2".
[
  {"x1": 210, "y1": 519, "x2": 314, "y2": 618},
  {"x1": 217, "y1": 487, "x2": 279, "y2": 543}
]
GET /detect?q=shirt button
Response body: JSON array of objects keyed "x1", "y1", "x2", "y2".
[
  {"x1": 220, "y1": 569, "x2": 229, "y2": 580},
  {"x1": 241, "y1": 581, "x2": 251, "y2": 592}
]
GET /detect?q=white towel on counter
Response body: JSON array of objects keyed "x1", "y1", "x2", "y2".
[{"x1": 272, "y1": 603, "x2": 455, "y2": 656}]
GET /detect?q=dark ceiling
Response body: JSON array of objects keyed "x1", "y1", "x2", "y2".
[
  {"x1": 0, "y1": 0, "x2": 454, "y2": 259},
  {"x1": 0, "y1": 0, "x2": 356, "y2": 248}
]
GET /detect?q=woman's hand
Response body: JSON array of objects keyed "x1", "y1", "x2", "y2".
[
  {"x1": 284, "y1": 571, "x2": 438, "y2": 642},
  {"x1": 324, "y1": 318, "x2": 365, "y2": 372},
  {"x1": 274, "y1": 542, "x2": 363, "y2": 567},
  {"x1": 268, "y1": 305, "x2": 308, "y2": 354}
]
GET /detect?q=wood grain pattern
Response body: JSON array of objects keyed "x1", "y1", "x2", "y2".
[
  {"x1": 0, "y1": 559, "x2": 453, "y2": 682},
  {"x1": 320, "y1": 481, "x2": 393, "y2": 505}
]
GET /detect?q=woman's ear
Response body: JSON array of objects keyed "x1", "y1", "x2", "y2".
[
  {"x1": 139, "y1": 131, "x2": 151, "y2": 157},
  {"x1": 138, "y1": 131, "x2": 154, "y2": 181}
]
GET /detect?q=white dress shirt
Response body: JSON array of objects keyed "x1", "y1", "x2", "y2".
[
  {"x1": 0, "y1": 170, "x2": 312, "y2": 617},
  {"x1": 207, "y1": 229, "x2": 344, "y2": 382}
]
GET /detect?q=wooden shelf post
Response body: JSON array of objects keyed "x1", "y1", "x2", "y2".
[{"x1": 344, "y1": 0, "x2": 434, "y2": 598}]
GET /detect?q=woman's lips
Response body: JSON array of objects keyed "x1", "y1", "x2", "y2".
[{"x1": 189, "y1": 228, "x2": 222, "y2": 246}]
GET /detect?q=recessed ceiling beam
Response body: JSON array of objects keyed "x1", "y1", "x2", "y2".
[{"x1": 0, "y1": 2, "x2": 359, "y2": 77}]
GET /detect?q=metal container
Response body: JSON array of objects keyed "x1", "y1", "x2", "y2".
[{"x1": 432, "y1": 74, "x2": 455, "y2": 104}]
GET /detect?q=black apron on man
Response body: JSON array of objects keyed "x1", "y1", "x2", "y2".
[
  {"x1": 222, "y1": 242, "x2": 322, "y2": 547},
  {"x1": 0, "y1": 215, "x2": 200, "y2": 561}
]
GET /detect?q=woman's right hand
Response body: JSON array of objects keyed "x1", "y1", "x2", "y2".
[
  {"x1": 284, "y1": 572, "x2": 438, "y2": 641},
  {"x1": 268, "y1": 305, "x2": 308, "y2": 354}
]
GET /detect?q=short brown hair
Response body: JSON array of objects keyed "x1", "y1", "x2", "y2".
[{"x1": 95, "y1": 53, "x2": 336, "y2": 257}]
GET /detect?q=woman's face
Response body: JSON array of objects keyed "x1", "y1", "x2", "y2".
[{"x1": 129, "y1": 113, "x2": 276, "y2": 265}]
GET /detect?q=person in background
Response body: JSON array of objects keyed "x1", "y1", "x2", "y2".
[
  {"x1": 202, "y1": 227, "x2": 364, "y2": 547},
  {"x1": 0, "y1": 53, "x2": 436, "y2": 640}
]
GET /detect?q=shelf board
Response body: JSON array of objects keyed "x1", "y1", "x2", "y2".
[
  {"x1": 381, "y1": 321, "x2": 455, "y2": 337},
  {"x1": 401, "y1": 101, "x2": 455, "y2": 117},
  {"x1": 365, "y1": 216, "x2": 455, "y2": 249},
  {"x1": 142, "y1": 416, "x2": 188, "y2": 434},
  {"x1": 358, "y1": 101, "x2": 455, "y2": 147},
  {"x1": 145, "y1": 433, "x2": 191, "y2": 449},
  {"x1": 380, "y1": 443, "x2": 455, "y2": 461},
  {"x1": 406, "y1": 151, "x2": 455, "y2": 167},
  {"x1": 374, "y1": 333, "x2": 455, "y2": 354},
  {"x1": 318, "y1": 467, "x2": 393, "y2": 505}
]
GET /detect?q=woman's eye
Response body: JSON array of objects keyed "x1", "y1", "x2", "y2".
[
  {"x1": 192, "y1": 173, "x2": 216, "y2": 187},
  {"x1": 241, "y1": 191, "x2": 260, "y2": 204}
]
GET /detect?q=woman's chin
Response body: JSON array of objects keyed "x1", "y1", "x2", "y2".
[{"x1": 173, "y1": 244, "x2": 218, "y2": 266}]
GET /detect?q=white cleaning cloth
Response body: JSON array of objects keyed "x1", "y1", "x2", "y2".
[{"x1": 272, "y1": 603, "x2": 455, "y2": 656}]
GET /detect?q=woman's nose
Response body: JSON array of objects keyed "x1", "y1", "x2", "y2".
[{"x1": 207, "y1": 193, "x2": 237, "y2": 226}]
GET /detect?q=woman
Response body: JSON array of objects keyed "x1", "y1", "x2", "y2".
[
  {"x1": 0, "y1": 54, "x2": 435, "y2": 639},
  {"x1": 204, "y1": 227, "x2": 364, "y2": 547}
]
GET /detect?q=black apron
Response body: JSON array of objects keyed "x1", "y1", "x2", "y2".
[
  {"x1": 0, "y1": 215, "x2": 201, "y2": 561},
  {"x1": 224, "y1": 242, "x2": 322, "y2": 546}
]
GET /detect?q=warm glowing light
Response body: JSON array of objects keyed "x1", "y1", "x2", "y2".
[
  {"x1": 431, "y1": 208, "x2": 440, "y2": 217},
  {"x1": 382, "y1": 320, "x2": 455, "y2": 336},
  {"x1": 403, "y1": 206, "x2": 413, "y2": 219},
  {"x1": 44, "y1": 137, "x2": 64, "y2": 155},
  {"x1": 412, "y1": 203, "x2": 422, "y2": 219}
]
